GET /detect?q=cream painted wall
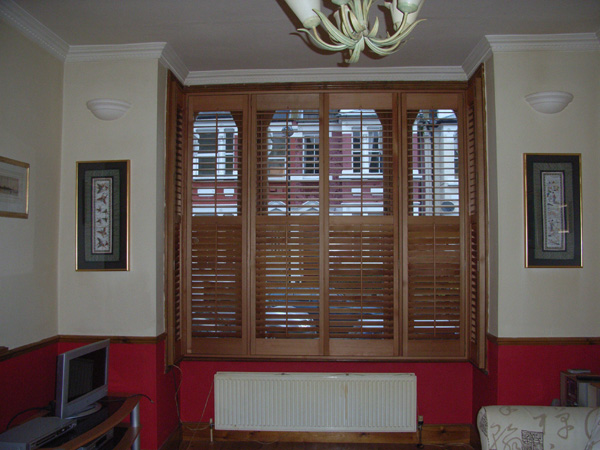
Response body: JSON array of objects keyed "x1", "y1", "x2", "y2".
[
  {"x1": 0, "y1": 23, "x2": 63, "y2": 349},
  {"x1": 57, "y1": 59, "x2": 166, "y2": 337},
  {"x1": 490, "y1": 50, "x2": 600, "y2": 337}
]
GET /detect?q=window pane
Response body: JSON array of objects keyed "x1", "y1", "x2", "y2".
[
  {"x1": 329, "y1": 109, "x2": 393, "y2": 216},
  {"x1": 256, "y1": 109, "x2": 320, "y2": 216},
  {"x1": 408, "y1": 109, "x2": 459, "y2": 216},
  {"x1": 192, "y1": 111, "x2": 242, "y2": 216}
]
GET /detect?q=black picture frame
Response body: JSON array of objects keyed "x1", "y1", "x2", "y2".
[
  {"x1": 524, "y1": 154, "x2": 582, "y2": 268},
  {"x1": 76, "y1": 160, "x2": 130, "y2": 271}
]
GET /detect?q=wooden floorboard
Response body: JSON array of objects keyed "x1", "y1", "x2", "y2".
[{"x1": 183, "y1": 442, "x2": 476, "y2": 450}]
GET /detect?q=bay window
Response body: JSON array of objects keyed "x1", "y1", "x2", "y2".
[{"x1": 165, "y1": 69, "x2": 487, "y2": 367}]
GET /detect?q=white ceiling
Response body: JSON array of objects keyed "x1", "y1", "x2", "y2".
[{"x1": 4, "y1": 0, "x2": 600, "y2": 75}]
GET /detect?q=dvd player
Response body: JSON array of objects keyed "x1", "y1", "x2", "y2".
[{"x1": 0, "y1": 417, "x2": 76, "y2": 450}]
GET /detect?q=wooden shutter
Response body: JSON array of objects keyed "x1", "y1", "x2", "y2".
[
  {"x1": 188, "y1": 95, "x2": 247, "y2": 355},
  {"x1": 328, "y1": 94, "x2": 397, "y2": 357},
  {"x1": 466, "y1": 66, "x2": 488, "y2": 370},
  {"x1": 166, "y1": 85, "x2": 487, "y2": 363},
  {"x1": 165, "y1": 72, "x2": 186, "y2": 365},
  {"x1": 403, "y1": 94, "x2": 464, "y2": 357},
  {"x1": 253, "y1": 94, "x2": 321, "y2": 356}
]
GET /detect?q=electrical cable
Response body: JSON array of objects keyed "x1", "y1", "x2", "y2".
[
  {"x1": 5, "y1": 406, "x2": 53, "y2": 431},
  {"x1": 183, "y1": 380, "x2": 214, "y2": 450},
  {"x1": 168, "y1": 364, "x2": 183, "y2": 424}
]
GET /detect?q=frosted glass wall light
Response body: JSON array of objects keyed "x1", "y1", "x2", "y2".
[
  {"x1": 86, "y1": 99, "x2": 131, "y2": 120},
  {"x1": 524, "y1": 91, "x2": 573, "y2": 114}
]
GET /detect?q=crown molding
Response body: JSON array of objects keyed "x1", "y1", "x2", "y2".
[
  {"x1": 462, "y1": 36, "x2": 493, "y2": 78},
  {"x1": 486, "y1": 33, "x2": 600, "y2": 53},
  {"x1": 66, "y1": 42, "x2": 167, "y2": 62},
  {"x1": 66, "y1": 42, "x2": 191, "y2": 83},
  {"x1": 184, "y1": 66, "x2": 468, "y2": 86},
  {"x1": 159, "y1": 43, "x2": 189, "y2": 85},
  {"x1": 0, "y1": 0, "x2": 69, "y2": 60}
]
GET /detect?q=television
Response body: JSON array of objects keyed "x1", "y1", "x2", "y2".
[{"x1": 55, "y1": 339, "x2": 110, "y2": 419}]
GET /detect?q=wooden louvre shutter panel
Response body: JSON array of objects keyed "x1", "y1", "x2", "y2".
[
  {"x1": 466, "y1": 66, "x2": 488, "y2": 370},
  {"x1": 173, "y1": 107, "x2": 184, "y2": 343},
  {"x1": 254, "y1": 97, "x2": 321, "y2": 356},
  {"x1": 328, "y1": 96, "x2": 396, "y2": 357},
  {"x1": 188, "y1": 97, "x2": 247, "y2": 355},
  {"x1": 404, "y1": 99, "x2": 463, "y2": 357},
  {"x1": 165, "y1": 73, "x2": 186, "y2": 364}
]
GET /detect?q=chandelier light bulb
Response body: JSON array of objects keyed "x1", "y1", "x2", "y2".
[
  {"x1": 285, "y1": 0, "x2": 321, "y2": 29},
  {"x1": 398, "y1": 0, "x2": 423, "y2": 13}
]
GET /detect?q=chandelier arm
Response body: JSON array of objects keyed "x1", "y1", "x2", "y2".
[
  {"x1": 364, "y1": 36, "x2": 404, "y2": 55},
  {"x1": 339, "y1": 5, "x2": 356, "y2": 37},
  {"x1": 367, "y1": 16, "x2": 380, "y2": 38},
  {"x1": 351, "y1": 0, "x2": 364, "y2": 25},
  {"x1": 348, "y1": 10, "x2": 365, "y2": 35},
  {"x1": 381, "y1": 36, "x2": 405, "y2": 52},
  {"x1": 314, "y1": 9, "x2": 356, "y2": 47},
  {"x1": 299, "y1": 27, "x2": 350, "y2": 51},
  {"x1": 361, "y1": 0, "x2": 374, "y2": 23},
  {"x1": 346, "y1": 37, "x2": 365, "y2": 64},
  {"x1": 369, "y1": 19, "x2": 424, "y2": 45}
]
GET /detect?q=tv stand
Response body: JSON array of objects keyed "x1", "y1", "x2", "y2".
[
  {"x1": 42, "y1": 395, "x2": 141, "y2": 450},
  {"x1": 67, "y1": 402, "x2": 103, "y2": 420}
]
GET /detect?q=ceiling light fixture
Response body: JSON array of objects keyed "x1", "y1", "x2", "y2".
[{"x1": 284, "y1": 0, "x2": 425, "y2": 63}]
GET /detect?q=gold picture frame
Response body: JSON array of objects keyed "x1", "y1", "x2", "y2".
[
  {"x1": 524, "y1": 153, "x2": 582, "y2": 268},
  {"x1": 0, "y1": 156, "x2": 29, "y2": 219}
]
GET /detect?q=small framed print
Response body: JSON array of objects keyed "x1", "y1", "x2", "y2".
[
  {"x1": 524, "y1": 153, "x2": 582, "y2": 268},
  {"x1": 76, "y1": 160, "x2": 130, "y2": 271},
  {"x1": 0, "y1": 156, "x2": 29, "y2": 219}
]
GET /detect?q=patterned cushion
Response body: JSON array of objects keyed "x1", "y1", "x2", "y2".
[
  {"x1": 585, "y1": 415, "x2": 600, "y2": 450},
  {"x1": 478, "y1": 405, "x2": 600, "y2": 450}
]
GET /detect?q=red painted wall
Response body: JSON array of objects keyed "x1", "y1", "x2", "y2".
[
  {"x1": 0, "y1": 343, "x2": 58, "y2": 431},
  {"x1": 471, "y1": 340, "x2": 499, "y2": 422},
  {"x1": 470, "y1": 340, "x2": 600, "y2": 422},
  {"x1": 0, "y1": 341, "x2": 177, "y2": 450},
  {"x1": 57, "y1": 341, "x2": 178, "y2": 450},
  {"x1": 495, "y1": 343, "x2": 600, "y2": 406},
  {"x1": 178, "y1": 360, "x2": 474, "y2": 425},
  {"x1": 4, "y1": 338, "x2": 600, "y2": 448}
]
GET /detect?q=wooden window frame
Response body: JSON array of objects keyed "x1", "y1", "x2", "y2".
[{"x1": 165, "y1": 72, "x2": 488, "y2": 368}]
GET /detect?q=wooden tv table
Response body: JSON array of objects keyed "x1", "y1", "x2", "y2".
[{"x1": 42, "y1": 395, "x2": 141, "y2": 450}]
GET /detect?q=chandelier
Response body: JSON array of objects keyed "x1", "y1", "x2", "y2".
[{"x1": 283, "y1": 0, "x2": 425, "y2": 63}]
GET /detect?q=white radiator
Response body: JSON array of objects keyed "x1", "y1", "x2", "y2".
[{"x1": 214, "y1": 372, "x2": 417, "y2": 432}]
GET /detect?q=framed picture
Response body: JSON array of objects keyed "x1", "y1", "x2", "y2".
[
  {"x1": 76, "y1": 160, "x2": 130, "y2": 271},
  {"x1": 0, "y1": 156, "x2": 29, "y2": 219},
  {"x1": 524, "y1": 153, "x2": 582, "y2": 268}
]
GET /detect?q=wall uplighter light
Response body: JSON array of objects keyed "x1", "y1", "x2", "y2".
[
  {"x1": 524, "y1": 91, "x2": 573, "y2": 114},
  {"x1": 86, "y1": 99, "x2": 131, "y2": 120}
]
